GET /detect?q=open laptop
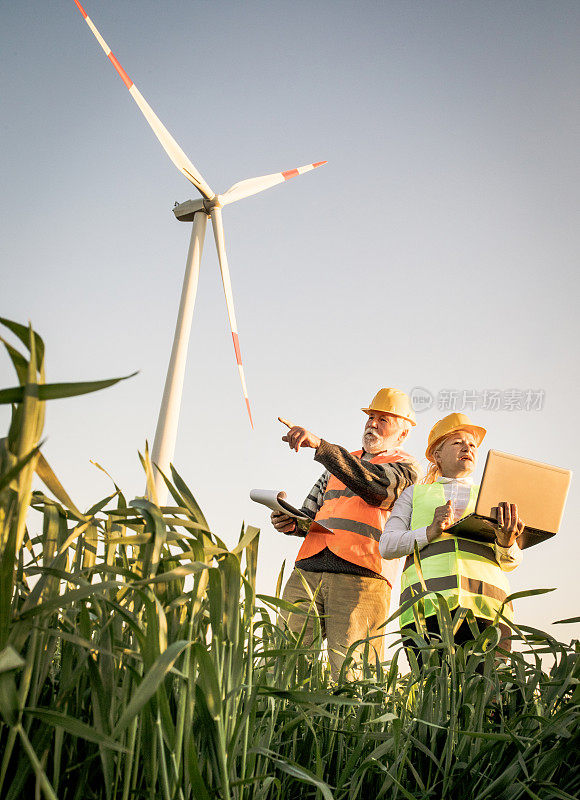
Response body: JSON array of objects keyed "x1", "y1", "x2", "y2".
[{"x1": 448, "y1": 450, "x2": 572, "y2": 549}]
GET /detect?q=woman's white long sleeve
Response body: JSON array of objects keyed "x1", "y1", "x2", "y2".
[
  {"x1": 379, "y1": 486, "x2": 430, "y2": 558},
  {"x1": 379, "y1": 481, "x2": 524, "y2": 570}
]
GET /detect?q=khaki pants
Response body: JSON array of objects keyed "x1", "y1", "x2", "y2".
[{"x1": 281, "y1": 569, "x2": 391, "y2": 681}]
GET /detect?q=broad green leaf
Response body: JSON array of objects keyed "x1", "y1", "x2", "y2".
[
  {"x1": 257, "y1": 687, "x2": 373, "y2": 707},
  {"x1": 256, "y1": 593, "x2": 320, "y2": 614},
  {"x1": 134, "y1": 563, "x2": 209, "y2": 585},
  {"x1": 0, "y1": 672, "x2": 19, "y2": 725},
  {"x1": 0, "y1": 337, "x2": 29, "y2": 385},
  {"x1": 207, "y1": 568, "x2": 224, "y2": 640},
  {"x1": 35, "y1": 451, "x2": 85, "y2": 518},
  {"x1": 138, "y1": 443, "x2": 158, "y2": 506},
  {"x1": 0, "y1": 441, "x2": 42, "y2": 493},
  {"x1": 0, "y1": 646, "x2": 25, "y2": 674},
  {"x1": 40, "y1": 627, "x2": 114, "y2": 658},
  {"x1": 169, "y1": 464, "x2": 209, "y2": 529},
  {"x1": 252, "y1": 747, "x2": 334, "y2": 800},
  {"x1": 185, "y1": 735, "x2": 212, "y2": 800},
  {"x1": 0, "y1": 373, "x2": 137, "y2": 405},
  {"x1": 25, "y1": 708, "x2": 126, "y2": 751},
  {"x1": 192, "y1": 642, "x2": 222, "y2": 720},
  {"x1": 363, "y1": 711, "x2": 398, "y2": 724},
  {"x1": 502, "y1": 587, "x2": 556, "y2": 604},
  {"x1": 16, "y1": 581, "x2": 121, "y2": 620},
  {"x1": 0, "y1": 317, "x2": 45, "y2": 364},
  {"x1": 231, "y1": 524, "x2": 260, "y2": 556},
  {"x1": 15, "y1": 724, "x2": 58, "y2": 800},
  {"x1": 385, "y1": 588, "x2": 433, "y2": 624},
  {"x1": 113, "y1": 640, "x2": 192, "y2": 734},
  {"x1": 275, "y1": 561, "x2": 285, "y2": 598}
]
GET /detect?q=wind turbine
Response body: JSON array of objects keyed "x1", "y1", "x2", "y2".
[{"x1": 72, "y1": 1, "x2": 326, "y2": 502}]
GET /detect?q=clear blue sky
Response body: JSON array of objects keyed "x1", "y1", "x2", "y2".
[{"x1": 2, "y1": 1, "x2": 579, "y2": 641}]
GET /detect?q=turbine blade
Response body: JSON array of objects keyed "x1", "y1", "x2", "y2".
[
  {"x1": 72, "y1": 0, "x2": 215, "y2": 200},
  {"x1": 219, "y1": 161, "x2": 327, "y2": 206},
  {"x1": 210, "y1": 209, "x2": 254, "y2": 427}
]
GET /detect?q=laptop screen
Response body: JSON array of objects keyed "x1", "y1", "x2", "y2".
[{"x1": 475, "y1": 450, "x2": 572, "y2": 534}]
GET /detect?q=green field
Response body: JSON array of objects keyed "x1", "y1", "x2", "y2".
[{"x1": 0, "y1": 319, "x2": 578, "y2": 800}]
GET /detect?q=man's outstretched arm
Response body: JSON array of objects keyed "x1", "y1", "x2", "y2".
[
  {"x1": 277, "y1": 417, "x2": 419, "y2": 508},
  {"x1": 314, "y1": 440, "x2": 419, "y2": 507}
]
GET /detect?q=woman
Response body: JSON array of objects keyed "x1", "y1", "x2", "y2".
[{"x1": 379, "y1": 412, "x2": 524, "y2": 652}]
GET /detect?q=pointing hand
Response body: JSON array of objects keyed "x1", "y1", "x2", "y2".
[{"x1": 278, "y1": 416, "x2": 321, "y2": 452}]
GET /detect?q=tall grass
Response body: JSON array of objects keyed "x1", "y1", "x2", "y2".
[{"x1": 0, "y1": 318, "x2": 578, "y2": 800}]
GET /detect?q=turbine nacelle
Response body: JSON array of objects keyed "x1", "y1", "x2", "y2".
[
  {"x1": 173, "y1": 195, "x2": 232, "y2": 221},
  {"x1": 173, "y1": 198, "x2": 209, "y2": 221}
]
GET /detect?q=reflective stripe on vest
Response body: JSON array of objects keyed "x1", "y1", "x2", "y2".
[
  {"x1": 399, "y1": 482, "x2": 513, "y2": 628},
  {"x1": 296, "y1": 449, "x2": 414, "y2": 584}
]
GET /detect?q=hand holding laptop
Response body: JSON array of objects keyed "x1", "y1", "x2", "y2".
[{"x1": 490, "y1": 502, "x2": 525, "y2": 548}]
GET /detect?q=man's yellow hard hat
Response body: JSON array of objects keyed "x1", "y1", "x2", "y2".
[
  {"x1": 425, "y1": 413, "x2": 486, "y2": 461},
  {"x1": 361, "y1": 388, "x2": 416, "y2": 426}
]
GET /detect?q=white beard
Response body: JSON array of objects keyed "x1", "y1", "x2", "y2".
[{"x1": 362, "y1": 431, "x2": 392, "y2": 454}]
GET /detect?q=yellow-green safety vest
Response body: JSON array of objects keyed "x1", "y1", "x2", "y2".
[{"x1": 399, "y1": 482, "x2": 514, "y2": 629}]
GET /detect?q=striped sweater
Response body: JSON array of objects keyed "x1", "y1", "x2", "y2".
[{"x1": 291, "y1": 440, "x2": 420, "y2": 577}]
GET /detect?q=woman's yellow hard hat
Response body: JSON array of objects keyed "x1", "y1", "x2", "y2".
[
  {"x1": 425, "y1": 413, "x2": 486, "y2": 461},
  {"x1": 361, "y1": 388, "x2": 416, "y2": 426}
]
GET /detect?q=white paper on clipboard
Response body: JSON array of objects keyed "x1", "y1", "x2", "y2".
[{"x1": 249, "y1": 489, "x2": 334, "y2": 534}]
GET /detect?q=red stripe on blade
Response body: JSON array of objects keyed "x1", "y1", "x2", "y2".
[
  {"x1": 232, "y1": 333, "x2": 242, "y2": 365},
  {"x1": 74, "y1": 0, "x2": 88, "y2": 18},
  {"x1": 282, "y1": 169, "x2": 299, "y2": 180},
  {"x1": 313, "y1": 161, "x2": 327, "y2": 168},
  {"x1": 245, "y1": 398, "x2": 254, "y2": 429},
  {"x1": 108, "y1": 52, "x2": 133, "y2": 89}
]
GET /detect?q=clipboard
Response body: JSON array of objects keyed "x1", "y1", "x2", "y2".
[{"x1": 249, "y1": 489, "x2": 334, "y2": 534}]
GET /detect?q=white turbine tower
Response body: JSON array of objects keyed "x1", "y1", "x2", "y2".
[{"x1": 72, "y1": 1, "x2": 326, "y2": 503}]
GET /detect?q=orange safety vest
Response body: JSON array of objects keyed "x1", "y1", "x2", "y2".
[{"x1": 296, "y1": 449, "x2": 414, "y2": 585}]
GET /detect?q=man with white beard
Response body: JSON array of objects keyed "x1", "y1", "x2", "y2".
[{"x1": 273, "y1": 388, "x2": 420, "y2": 680}]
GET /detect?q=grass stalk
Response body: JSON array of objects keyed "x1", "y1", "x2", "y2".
[{"x1": 16, "y1": 724, "x2": 58, "y2": 800}]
